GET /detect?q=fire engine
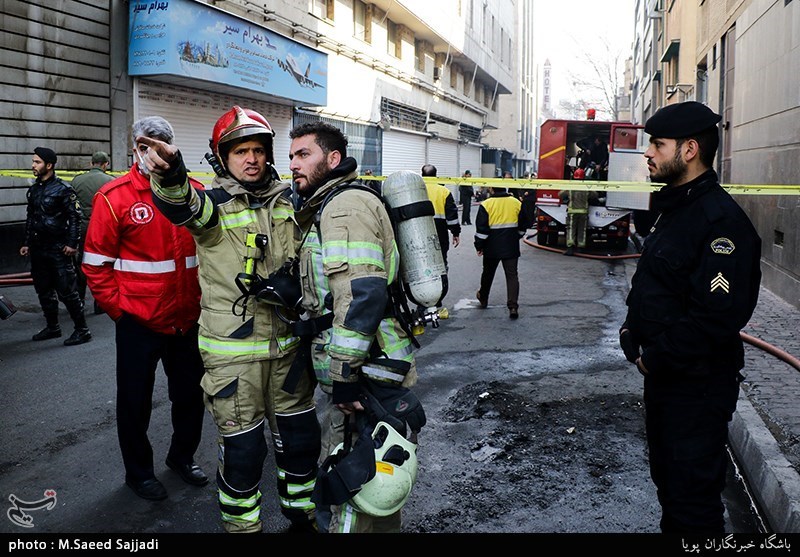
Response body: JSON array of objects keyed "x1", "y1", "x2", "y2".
[{"x1": 535, "y1": 115, "x2": 650, "y2": 251}]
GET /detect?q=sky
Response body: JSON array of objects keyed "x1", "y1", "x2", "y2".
[{"x1": 533, "y1": 0, "x2": 636, "y2": 119}]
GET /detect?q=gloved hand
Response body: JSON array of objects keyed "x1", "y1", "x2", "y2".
[
  {"x1": 360, "y1": 378, "x2": 426, "y2": 438},
  {"x1": 619, "y1": 327, "x2": 640, "y2": 364}
]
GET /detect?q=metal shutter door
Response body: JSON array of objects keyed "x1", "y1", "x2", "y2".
[
  {"x1": 427, "y1": 138, "x2": 459, "y2": 179},
  {"x1": 382, "y1": 129, "x2": 427, "y2": 176},
  {"x1": 459, "y1": 144, "x2": 482, "y2": 177},
  {"x1": 137, "y1": 80, "x2": 293, "y2": 177}
]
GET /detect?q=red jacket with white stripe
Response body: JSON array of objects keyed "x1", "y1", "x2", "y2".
[{"x1": 82, "y1": 164, "x2": 202, "y2": 335}]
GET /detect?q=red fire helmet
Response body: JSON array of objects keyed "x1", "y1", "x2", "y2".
[
  {"x1": 210, "y1": 106, "x2": 275, "y2": 168},
  {"x1": 573, "y1": 167, "x2": 586, "y2": 180}
]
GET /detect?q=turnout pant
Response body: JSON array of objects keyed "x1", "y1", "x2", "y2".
[
  {"x1": 115, "y1": 315, "x2": 205, "y2": 483},
  {"x1": 644, "y1": 373, "x2": 740, "y2": 534},
  {"x1": 201, "y1": 354, "x2": 321, "y2": 533},
  {"x1": 479, "y1": 257, "x2": 519, "y2": 311}
]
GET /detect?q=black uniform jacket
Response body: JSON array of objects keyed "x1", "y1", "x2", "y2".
[
  {"x1": 474, "y1": 192, "x2": 529, "y2": 259},
  {"x1": 24, "y1": 174, "x2": 81, "y2": 250},
  {"x1": 624, "y1": 170, "x2": 761, "y2": 380}
]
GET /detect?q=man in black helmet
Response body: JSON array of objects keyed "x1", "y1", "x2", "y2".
[
  {"x1": 619, "y1": 101, "x2": 762, "y2": 533},
  {"x1": 20, "y1": 147, "x2": 91, "y2": 346}
]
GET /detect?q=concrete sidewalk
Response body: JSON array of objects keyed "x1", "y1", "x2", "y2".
[{"x1": 620, "y1": 258, "x2": 800, "y2": 533}]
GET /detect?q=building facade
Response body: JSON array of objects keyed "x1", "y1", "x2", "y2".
[
  {"x1": 0, "y1": 0, "x2": 520, "y2": 273},
  {"x1": 631, "y1": 0, "x2": 800, "y2": 309}
]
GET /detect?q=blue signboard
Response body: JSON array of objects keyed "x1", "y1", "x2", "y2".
[{"x1": 128, "y1": 0, "x2": 327, "y2": 106}]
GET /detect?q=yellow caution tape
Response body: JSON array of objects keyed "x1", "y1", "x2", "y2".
[{"x1": 2, "y1": 170, "x2": 798, "y2": 195}]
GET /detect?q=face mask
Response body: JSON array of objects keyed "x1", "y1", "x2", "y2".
[{"x1": 135, "y1": 147, "x2": 150, "y2": 176}]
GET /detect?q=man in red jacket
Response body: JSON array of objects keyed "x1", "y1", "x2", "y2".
[{"x1": 82, "y1": 116, "x2": 208, "y2": 501}]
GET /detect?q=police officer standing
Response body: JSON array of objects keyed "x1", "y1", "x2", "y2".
[
  {"x1": 619, "y1": 101, "x2": 762, "y2": 533},
  {"x1": 20, "y1": 147, "x2": 91, "y2": 346}
]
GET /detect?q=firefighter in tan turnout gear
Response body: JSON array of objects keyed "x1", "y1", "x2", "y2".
[
  {"x1": 141, "y1": 106, "x2": 320, "y2": 533},
  {"x1": 289, "y1": 121, "x2": 425, "y2": 533}
]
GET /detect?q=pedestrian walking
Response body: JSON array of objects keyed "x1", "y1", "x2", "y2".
[
  {"x1": 459, "y1": 170, "x2": 474, "y2": 225},
  {"x1": 143, "y1": 106, "x2": 319, "y2": 533},
  {"x1": 82, "y1": 117, "x2": 208, "y2": 502},
  {"x1": 474, "y1": 185, "x2": 531, "y2": 319},
  {"x1": 619, "y1": 101, "x2": 762, "y2": 534},
  {"x1": 70, "y1": 150, "x2": 113, "y2": 312},
  {"x1": 20, "y1": 146, "x2": 91, "y2": 346}
]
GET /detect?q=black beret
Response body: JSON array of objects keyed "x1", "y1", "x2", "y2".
[
  {"x1": 34, "y1": 147, "x2": 57, "y2": 165},
  {"x1": 644, "y1": 101, "x2": 722, "y2": 139}
]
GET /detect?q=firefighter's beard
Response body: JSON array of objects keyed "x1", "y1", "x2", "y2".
[
  {"x1": 649, "y1": 150, "x2": 687, "y2": 185},
  {"x1": 296, "y1": 160, "x2": 331, "y2": 197}
]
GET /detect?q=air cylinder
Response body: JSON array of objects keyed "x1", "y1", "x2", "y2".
[{"x1": 381, "y1": 170, "x2": 447, "y2": 313}]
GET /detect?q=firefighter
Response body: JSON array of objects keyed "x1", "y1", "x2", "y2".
[
  {"x1": 289, "y1": 121, "x2": 421, "y2": 533},
  {"x1": 560, "y1": 168, "x2": 594, "y2": 256},
  {"x1": 619, "y1": 101, "x2": 762, "y2": 533},
  {"x1": 141, "y1": 106, "x2": 320, "y2": 533},
  {"x1": 474, "y1": 185, "x2": 531, "y2": 319}
]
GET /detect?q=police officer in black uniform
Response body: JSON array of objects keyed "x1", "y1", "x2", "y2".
[
  {"x1": 19, "y1": 147, "x2": 91, "y2": 346},
  {"x1": 619, "y1": 102, "x2": 762, "y2": 534}
]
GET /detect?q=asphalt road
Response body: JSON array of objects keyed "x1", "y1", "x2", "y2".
[{"x1": 0, "y1": 227, "x2": 763, "y2": 550}]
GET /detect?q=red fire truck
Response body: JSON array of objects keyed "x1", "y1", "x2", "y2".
[{"x1": 535, "y1": 117, "x2": 650, "y2": 251}]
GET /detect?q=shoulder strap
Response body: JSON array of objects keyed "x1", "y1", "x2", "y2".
[{"x1": 314, "y1": 183, "x2": 420, "y2": 349}]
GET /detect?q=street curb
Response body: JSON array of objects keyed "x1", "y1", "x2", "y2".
[{"x1": 729, "y1": 390, "x2": 800, "y2": 533}]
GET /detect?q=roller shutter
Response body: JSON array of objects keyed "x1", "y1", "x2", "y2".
[
  {"x1": 382, "y1": 129, "x2": 427, "y2": 176},
  {"x1": 137, "y1": 80, "x2": 293, "y2": 177},
  {"x1": 427, "y1": 138, "x2": 459, "y2": 179},
  {"x1": 459, "y1": 144, "x2": 482, "y2": 177}
]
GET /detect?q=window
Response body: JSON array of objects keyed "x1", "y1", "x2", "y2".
[
  {"x1": 387, "y1": 20, "x2": 400, "y2": 58},
  {"x1": 354, "y1": 0, "x2": 368, "y2": 41},
  {"x1": 311, "y1": 0, "x2": 333, "y2": 20}
]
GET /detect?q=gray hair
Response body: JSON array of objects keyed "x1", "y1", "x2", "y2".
[{"x1": 132, "y1": 116, "x2": 175, "y2": 144}]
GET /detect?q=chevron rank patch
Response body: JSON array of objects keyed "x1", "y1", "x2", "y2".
[
  {"x1": 710, "y1": 237, "x2": 735, "y2": 255},
  {"x1": 710, "y1": 272, "x2": 730, "y2": 294}
]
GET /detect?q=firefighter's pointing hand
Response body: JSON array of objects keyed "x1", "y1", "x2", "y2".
[{"x1": 136, "y1": 135, "x2": 179, "y2": 177}]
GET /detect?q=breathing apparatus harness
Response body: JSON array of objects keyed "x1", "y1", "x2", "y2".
[{"x1": 309, "y1": 182, "x2": 432, "y2": 348}]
